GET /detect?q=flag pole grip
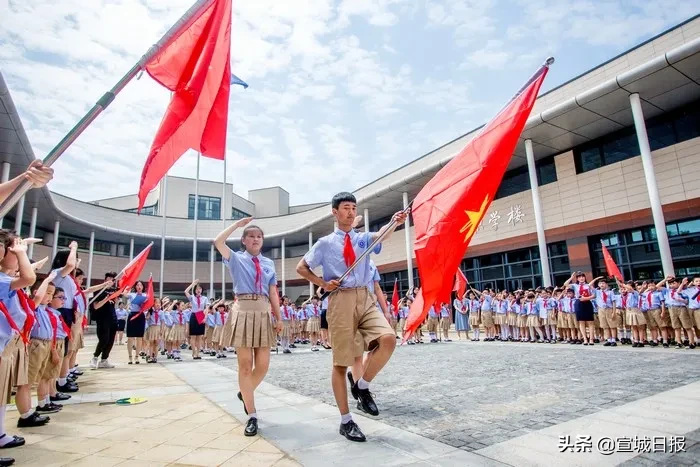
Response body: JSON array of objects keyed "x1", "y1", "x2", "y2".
[
  {"x1": 0, "y1": 0, "x2": 215, "y2": 219},
  {"x1": 319, "y1": 204, "x2": 412, "y2": 301}
]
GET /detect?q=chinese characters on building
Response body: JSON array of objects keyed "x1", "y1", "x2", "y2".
[{"x1": 477, "y1": 204, "x2": 525, "y2": 232}]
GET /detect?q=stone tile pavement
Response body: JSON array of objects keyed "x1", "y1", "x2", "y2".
[{"x1": 5, "y1": 336, "x2": 300, "y2": 467}]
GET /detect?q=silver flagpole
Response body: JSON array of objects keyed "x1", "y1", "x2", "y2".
[
  {"x1": 221, "y1": 155, "x2": 227, "y2": 298},
  {"x1": 192, "y1": 152, "x2": 200, "y2": 282},
  {"x1": 160, "y1": 176, "x2": 167, "y2": 297}
]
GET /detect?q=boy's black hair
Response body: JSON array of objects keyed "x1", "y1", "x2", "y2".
[
  {"x1": 53, "y1": 286, "x2": 65, "y2": 295},
  {"x1": 331, "y1": 192, "x2": 356, "y2": 209},
  {"x1": 51, "y1": 249, "x2": 78, "y2": 270},
  {"x1": 75, "y1": 268, "x2": 85, "y2": 277},
  {"x1": 105, "y1": 271, "x2": 117, "y2": 279}
]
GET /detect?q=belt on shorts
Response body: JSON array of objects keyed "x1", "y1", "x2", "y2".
[
  {"x1": 237, "y1": 294, "x2": 269, "y2": 302},
  {"x1": 31, "y1": 338, "x2": 51, "y2": 343}
]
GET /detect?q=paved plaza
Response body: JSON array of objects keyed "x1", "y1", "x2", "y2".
[{"x1": 8, "y1": 332, "x2": 700, "y2": 466}]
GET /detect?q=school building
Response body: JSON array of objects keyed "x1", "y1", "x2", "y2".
[{"x1": 0, "y1": 16, "x2": 699, "y2": 301}]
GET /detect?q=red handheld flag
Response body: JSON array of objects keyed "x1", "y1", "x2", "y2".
[
  {"x1": 138, "y1": 0, "x2": 232, "y2": 211},
  {"x1": 454, "y1": 268, "x2": 468, "y2": 298},
  {"x1": 404, "y1": 62, "x2": 550, "y2": 341},
  {"x1": 130, "y1": 276, "x2": 155, "y2": 321},
  {"x1": 600, "y1": 241, "x2": 624, "y2": 282},
  {"x1": 108, "y1": 243, "x2": 153, "y2": 300},
  {"x1": 391, "y1": 279, "x2": 399, "y2": 317}
]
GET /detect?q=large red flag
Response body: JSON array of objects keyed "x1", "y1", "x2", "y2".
[
  {"x1": 108, "y1": 243, "x2": 153, "y2": 300},
  {"x1": 391, "y1": 279, "x2": 399, "y2": 317},
  {"x1": 601, "y1": 241, "x2": 624, "y2": 282},
  {"x1": 454, "y1": 268, "x2": 468, "y2": 298},
  {"x1": 138, "y1": 0, "x2": 232, "y2": 211},
  {"x1": 404, "y1": 62, "x2": 550, "y2": 340}
]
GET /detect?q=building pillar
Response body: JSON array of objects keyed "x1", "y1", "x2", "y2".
[
  {"x1": 51, "y1": 221, "x2": 60, "y2": 262},
  {"x1": 129, "y1": 238, "x2": 134, "y2": 261},
  {"x1": 87, "y1": 231, "x2": 95, "y2": 288},
  {"x1": 525, "y1": 139, "x2": 552, "y2": 287},
  {"x1": 14, "y1": 196, "x2": 25, "y2": 235},
  {"x1": 630, "y1": 93, "x2": 674, "y2": 277},
  {"x1": 281, "y1": 237, "x2": 286, "y2": 296},
  {"x1": 402, "y1": 192, "x2": 414, "y2": 289},
  {"x1": 308, "y1": 230, "x2": 314, "y2": 296},
  {"x1": 0, "y1": 162, "x2": 9, "y2": 229},
  {"x1": 209, "y1": 243, "x2": 215, "y2": 298},
  {"x1": 28, "y1": 207, "x2": 38, "y2": 258},
  {"x1": 364, "y1": 208, "x2": 370, "y2": 232}
]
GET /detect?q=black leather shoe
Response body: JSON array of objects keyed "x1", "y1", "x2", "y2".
[
  {"x1": 35, "y1": 404, "x2": 60, "y2": 414},
  {"x1": 0, "y1": 435, "x2": 24, "y2": 449},
  {"x1": 57, "y1": 383, "x2": 79, "y2": 393},
  {"x1": 237, "y1": 392, "x2": 248, "y2": 415},
  {"x1": 0, "y1": 456, "x2": 14, "y2": 466},
  {"x1": 71, "y1": 369, "x2": 84, "y2": 376},
  {"x1": 339, "y1": 420, "x2": 366, "y2": 442},
  {"x1": 347, "y1": 372, "x2": 359, "y2": 400},
  {"x1": 51, "y1": 393, "x2": 71, "y2": 401},
  {"x1": 354, "y1": 385, "x2": 379, "y2": 416},
  {"x1": 17, "y1": 412, "x2": 50, "y2": 428},
  {"x1": 244, "y1": 417, "x2": 258, "y2": 437}
]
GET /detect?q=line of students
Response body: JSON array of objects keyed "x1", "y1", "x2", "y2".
[{"x1": 395, "y1": 272, "x2": 700, "y2": 349}]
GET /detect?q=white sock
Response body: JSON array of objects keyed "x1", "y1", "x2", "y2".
[
  {"x1": 357, "y1": 378, "x2": 369, "y2": 390},
  {"x1": 0, "y1": 433, "x2": 13, "y2": 447},
  {"x1": 58, "y1": 378, "x2": 67, "y2": 386},
  {"x1": 341, "y1": 413, "x2": 352, "y2": 424},
  {"x1": 40, "y1": 398, "x2": 49, "y2": 408},
  {"x1": 475, "y1": 329, "x2": 479, "y2": 338},
  {"x1": 20, "y1": 410, "x2": 34, "y2": 419},
  {"x1": 248, "y1": 412, "x2": 257, "y2": 420},
  {"x1": 544, "y1": 327, "x2": 551, "y2": 340}
]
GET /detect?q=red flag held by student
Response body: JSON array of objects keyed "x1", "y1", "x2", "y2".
[
  {"x1": 454, "y1": 268, "x2": 468, "y2": 298},
  {"x1": 404, "y1": 61, "x2": 551, "y2": 341},
  {"x1": 130, "y1": 276, "x2": 154, "y2": 321},
  {"x1": 138, "y1": 0, "x2": 232, "y2": 211},
  {"x1": 108, "y1": 243, "x2": 153, "y2": 300},
  {"x1": 601, "y1": 241, "x2": 624, "y2": 282},
  {"x1": 391, "y1": 279, "x2": 399, "y2": 317}
]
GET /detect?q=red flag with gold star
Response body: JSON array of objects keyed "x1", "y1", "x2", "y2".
[{"x1": 403, "y1": 61, "x2": 551, "y2": 341}]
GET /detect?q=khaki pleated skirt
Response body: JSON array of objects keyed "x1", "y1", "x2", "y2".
[
  {"x1": 220, "y1": 310, "x2": 234, "y2": 347},
  {"x1": 627, "y1": 308, "x2": 646, "y2": 326},
  {"x1": 469, "y1": 313, "x2": 480, "y2": 327},
  {"x1": 0, "y1": 335, "x2": 20, "y2": 403},
  {"x1": 13, "y1": 337, "x2": 29, "y2": 387},
  {"x1": 526, "y1": 315, "x2": 540, "y2": 327},
  {"x1": 399, "y1": 318, "x2": 407, "y2": 331},
  {"x1": 306, "y1": 316, "x2": 321, "y2": 333},
  {"x1": 168, "y1": 324, "x2": 186, "y2": 342},
  {"x1": 145, "y1": 325, "x2": 161, "y2": 341},
  {"x1": 69, "y1": 323, "x2": 84, "y2": 352},
  {"x1": 547, "y1": 310, "x2": 558, "y2": 326},
  {"x1": 517, "y1": 314, "x2": 528, "y2": 327},
  {"x1": 279, "y1": 320, "x2": 292, "y2": 338},
  {"x1": 231, "y1": 299, "x2": 275, "y2": 349},
  {"x1": 507, "y1": 312, "x2": 517, "y2": 326},
  {"x1": 212, "y1": 325, "x2": 223, "y2": 343},
  {"x1": 494, "y1": 314, "x2": 507, "y2": 325}
]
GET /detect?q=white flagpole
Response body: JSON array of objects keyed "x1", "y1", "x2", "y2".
[
  {"x1": 192, "y1": 152, "x2": 200, "y2": 282},
  {"x1": 221, "y1": 155, "x2": 227, "y2": 299},
  {"x1": 160, "y1": 176, "x2": 167, "y2": 297}
]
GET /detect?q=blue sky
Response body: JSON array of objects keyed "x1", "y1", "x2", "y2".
[{"x1": 0, "y1": 0, "x2": 697, "y2": 205}]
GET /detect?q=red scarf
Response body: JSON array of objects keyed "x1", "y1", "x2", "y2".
[
  {"x1": 671, "y1": 289, "x2": 676, "y2": 300},
  {"x1": 16, "y1": 289, "x2": 36, "y2": 343},
  {"x1": 578, "y1": 284, "x2": 588, "y2": 297},
  {"x1": 46, "y1": 308, "x2": 58, "y2": 348},
  {"x1": 71, "y1": 276, "x2": 86, "y2": 313},
  {"x1": 252, "y1": 257, "x2": 263, "y2": 293},
  {"x1": 0, "y1": 301, "x2": 23, "y2": 344},
  {"x1": 621, "y1": 294, "x2": 628, "y2": 308},
  {"x1": 343, "y1": 233, "x2": 356, "y2": 267},
  {"x1": 154, "y1": 310, "x2": 159, "y2": 325},
  {"x1": 196, "y1": 295, "x2": 201, "y2": 310},
  {"x1": 647, "y1": 292, "x2": 653, "y2": 307},
  {"x1": 313, "y1": 305, "x2": 318, "y2": 317},
  {"x1": 602, "y1": 290, "x2": 608, "y2": 304},
  {"x1": 219, "y1": 310, "x2": 225, "y2": 323},
  {"x1": 178, "y1": 312, "x2": 183, "y2": 325},
  {"x1": 48, "y1": 307, "x2": 71, "y2": 341}
]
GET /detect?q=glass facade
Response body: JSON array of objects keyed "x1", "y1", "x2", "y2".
[
  {"x1": 126, "y1": 202, "x2": 158, "y2": 216},
  {"x1": 376, "y1": 241, "x2": 570, "y2": 295},
  {"x1": 574, "y1": 101, "x2": 700, "y2": 174},
  {"x1": 590, "y1": 217, "x2": 700, "y2": 281},
  {"x1": 231, "y1": 207, "x2": 251, "y2": 220},
  {"x1": 495, "y1": 156, "x2": 557, "y2": 200},
  {"x1": 188, "y1": 195, "x2": 221, "y2": 220}
]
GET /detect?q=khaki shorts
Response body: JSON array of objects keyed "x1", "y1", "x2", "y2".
[
  {"x1": 627, "y1": 308, "x2": 646, "y2": 326},
  {"x1": 44, "y1": 340, "x2": 65, "y2": 381},
  {"x1": 598, "y1": 308, "x2": 620, "y2": 330},
  {"x1": 27, "y1": 339, "x2": 52, "y2": 386},
  {"x1": 13, "y1": 338, "x2": 29, "y2": 387},
  {"x1": 566, "y1": 313, "x2": 578, "y2": 329},
  {"x1": 0, "y1": 335, "x2": 21, "y2": 404},
  {"x1": 669, "y1": 306, "x2": 693, "y2": 330},
  {"x1": 690, "y1": 309, "x2": 700, "y2": 329},
  {"x1": 327, "y1": 288, "x2": 395, "y2": 367},
  {"x1": 427, "y1": 317, "x2": 439, "y2": 333},
  {"x1": 204, "y1": 326, "x2": 214, "y2": 342},
  {"x1": 440, "y1": 317, "x2": 450, "y2": 332},
  {"x1": 481, "y1": 311, "x2": 494, "y2": 328}
]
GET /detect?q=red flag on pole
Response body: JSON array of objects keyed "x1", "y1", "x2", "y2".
[
  {"x1": 600, "y1": 241, "x2": 624, "y2": 282},
  {"x1": 138, "y1": 0, "x2": 232, "y2": 211},
  {"x1": 454, "y1": 268, "x2": 468, "y2": 298},
  {"x1": 108, "y1": 243, "x2": 153, "y2": 300},
  {"x1": 404, "y1": 60, "x2": 551, "y2": 341},
  {"x1": 391, "y1": 279, "x2": 399, "y2": 317},
  {"x1": 130, "y1": 275, "x2": 155, "y2": 321}
]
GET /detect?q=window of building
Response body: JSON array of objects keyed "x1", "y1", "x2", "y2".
[
  {"x1": 188, "y1": 195, "x2": 221, "y2": 220},
  {"x1": 126, "y1": 202, "x2": 158, "y2": 216},
  {"x1": 574, "y1": 100, "x2": 700, "y2": 174},
  {"x1": 495, "y1": 157, "x2": 557, "y2": 200},
  {"x1": 231, "y1": 207, "x2": 251, "y2": 220},
  {"x1": 589, "y1": 216, "x2": 700, "y2": 281},
  {"x1": 57, "y1": 236, "x2": 112, "y2": 254}
]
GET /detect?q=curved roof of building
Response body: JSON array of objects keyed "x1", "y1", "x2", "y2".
[{"x1": 1, "y1": 17, "x2": 699, "y2": 248}]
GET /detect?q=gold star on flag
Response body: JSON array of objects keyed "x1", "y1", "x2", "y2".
[{"x1": 459, "y1": 194, "x2": 490, "y2": 243}]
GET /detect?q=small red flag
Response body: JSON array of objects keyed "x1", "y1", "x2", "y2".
[
  {"x1": 130, "y1": 276, "x2": 154, "y2": 321},
  {"x1": 600, "y1": 241, "x2": 624, "y2": 282},
  {"x1": 404, "y1": 62, "x2": 550, "y2": 341},
  {"x1": 108, "y1": 243, "x2": 153, "y2": 301},
  {"x1": 454, "y1": 268, "x2": 468, "y2": 298},
  {"x1": 138, "y1": 0, "x2": 232, "y2": 211},
  {"x1": 391, "y1": 279, "x2": 399, "y2": 317}
]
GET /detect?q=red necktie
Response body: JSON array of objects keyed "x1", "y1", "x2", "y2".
[
  {"x1": 252, "y1": 257, "x2": 262, "y2": 293},
  {"x1": 17, "y1": 289, "x2": 36, "y2": 343},
  {"x1": 0, "y1": 301, "x2": 23, "y2": 343},
  {"x1": 343, "y1": 233, "x2": 356, "y2": 267},
  {"x1": 647, "y1": 292, "x2": 652, "y2": 307}
]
